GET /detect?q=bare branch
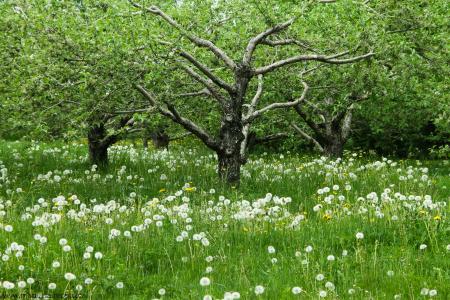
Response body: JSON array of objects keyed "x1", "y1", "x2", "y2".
[
  {"x1": 178, "y1": 64, "x2": 226, "y2": 105},
  {"x1": 134, "y1": 84, "x2": 220, "y2": 151},
  {"x1": 130, "y1": 2, "x2": 236, "y2": 70},
  {"x1": 134, "y1": 84, "x2": 179, "y2": 121},
  {"x1": 163, "y1": 101, "x2": 220, "y2": 151},
  {"x1": 294, "y1": 104, "x2": 323, "y2": 136},
  {"x1": 245, "y1": 81, "x2": 309, "y2": 123},
  {"x1": 174, "y1": 89, "x2": 211, "y2": 98},
  {"x1": 291, "y1": 123, "x2": 324, "y2": 152},
  {"x1": 254, "y1": 52, "x2": 374, "y2": 75},
  {"x1": 261, "y1": 38, "x2": 318, "y2": 52},
  {"x1": 243, "y1": 18, "x2": 295, "y2": 64},
  {"x1": 249, "y1": 75, "x2": 264, "y2": 110},
  {"x1": 112, "y1": 108, "x2": 152, "y2": 115},
  {"x1": 240, "y1": 74, "x2": 263, "y2": 160},
  {"x1": 179, "y1": 50, "x2": 235, "y2": 93}
]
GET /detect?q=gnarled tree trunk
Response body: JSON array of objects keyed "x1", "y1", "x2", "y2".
[
  {"x1": 142, "y1": 136, "x2": 149, "y2": 149},
  {"x1": 87, "y1": 115, "x2": 132, "y2": 166},
  {"x1": 151, "y1": 129, "x2": 170, "y2": 150},
  {"x1": 217, "y1": 150, "x2": 242, "y2": 185},
  {"x1": 87, "y1": 124, "x2": 115, "y2": 167},
  {"x1": 323, "y1": 137, "x2": 345, "y2": 157},
  {"x1": 131, "y1": 3, "x2": 372, "y2": 186},
  {"x1": 218, "y1": 104, "x2": 245, "y2": 185}
]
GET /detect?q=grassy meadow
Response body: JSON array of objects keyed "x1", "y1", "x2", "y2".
[{"x1": 0, "y1": 141, "x2": 449, "y2": 299}]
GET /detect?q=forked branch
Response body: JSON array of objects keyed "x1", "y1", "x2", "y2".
[
  {"x1": 244, "y1": 81, "x2": 309, "y2": 123},
  {"x1": 129, "y1": 2, "x2": 236, "y2": 70},
  {"x1": 135, "y1": 84, "x2": 220, "y2": 151},
  {"x1": 243, "y1": 18, "x2": 295, "y2": 64},
  {"x1": 254, "y1": 52, "x2": 374, "y2": 75}
]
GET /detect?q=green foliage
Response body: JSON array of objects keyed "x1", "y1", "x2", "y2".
[{"x1": 0, "y1": 0, "x2": 448, "y2": 155}]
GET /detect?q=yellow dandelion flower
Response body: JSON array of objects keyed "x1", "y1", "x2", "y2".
[
  {"x1": 323, "y1": 214, "x2": 332, "y2": 221},
  {"x1": 433, "y1": 215, "x2": 441, "y2": 221}
]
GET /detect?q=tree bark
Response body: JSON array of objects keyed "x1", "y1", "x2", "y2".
[
  {"x1": 88, "y1": 141, "x2": 109, "y2": 166},
  {"x1": 87, "y1": 124, "x2": 117, "y2": 167},
  {"x1": 143, "y1": 136, "x2": 149, "y2": 149},
  {"x1": 217, "y1": 151, "x2": 242, "y2": 186},
  {"x1": 323, "y1": 138, "x2": 345, "y2": 157},
  {"x1": 151, "y1": 129, "x2": 170, "y2": 150},
  {"x1": 218, "y1": 102, "x2": 245, "y2": 185}
]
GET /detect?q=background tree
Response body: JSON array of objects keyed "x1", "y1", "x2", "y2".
[
  {"x1": 0, "y1": 1, "x2": 155, "y2": 165},
  {"x1": 1, "y1": 0, "x2": 447, "y2": 165}
]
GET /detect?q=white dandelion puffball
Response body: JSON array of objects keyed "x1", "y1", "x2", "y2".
[
  {"x1": 325, "y1": 281, "x2": 335, "y2": 290},
  {"x1": 199, "y1": 277, "x2": 211, "y2": 287},
  {"x1": 319, "y1": 290, "x2": 327, "y2": 298},
  {"x1": 292, "y1": 287, "x2": 302, "y2": 294},
  {"x1": 420, "y1": 288, "x2": 429, "y2": 296},
  {"x1": 316, "y1": 274, "x2": 325, "y2": 281},
  {"x1": 267, "y1": 246, "x2": 276, "y2": 254},
  {"x1": 254, "y1": 285, "x2": 265, "y2": 295},
  {"x1": 356, "y1": 232, "x2": 364, "y2": 240},
  {"x1": 116, "y1": 282, "x2": 124, "y2": 289},
  {"x1": 64, "y1": 273, "x2": 76, "y2": 281}
]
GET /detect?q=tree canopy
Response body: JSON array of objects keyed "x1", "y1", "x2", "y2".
[{"x1": 1, "y1": 0, "x2": 448, "y2": 173}]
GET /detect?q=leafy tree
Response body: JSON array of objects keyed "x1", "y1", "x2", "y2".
[
  {"x1": 1, "y1": 1, "x2": 152, "y2": 164},
  {"x1": 130, "y1": 1, "x2": 372, "y2": 184}
]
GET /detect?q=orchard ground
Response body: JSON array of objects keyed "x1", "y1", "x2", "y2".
[{"x1": 0, "y1": 141, "x2": 449, "y2": 299}]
